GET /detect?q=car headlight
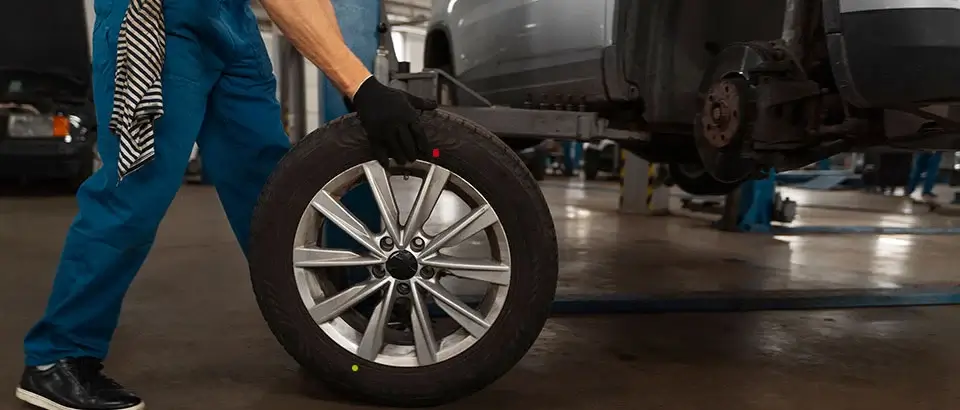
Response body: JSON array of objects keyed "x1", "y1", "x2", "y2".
[{"x1": 7, "y1": 114, "x2": 71, "y2": 138}]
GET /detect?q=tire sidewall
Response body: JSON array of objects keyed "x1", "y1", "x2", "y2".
[
  {"x1": 668, "y1": 161, "x2": 739, "y2": 196},
  {"x1": 248, "y1": 111, "x2": 558, "y2": 405}
]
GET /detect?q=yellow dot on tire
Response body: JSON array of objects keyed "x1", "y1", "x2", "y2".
[{"x1": 351, "y1": 364, "x2": 359, "y2": 372}]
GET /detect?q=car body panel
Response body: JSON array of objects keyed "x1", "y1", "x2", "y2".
[
  {"x1": 430, "y1": 0, "x2": 785, "y2": 118},
  {"x1": 828, "y1": 0, "x2": 960, "y2": 108},
  {"x1": 431, "y1": 0, "x2": 615, "y2": 106}
]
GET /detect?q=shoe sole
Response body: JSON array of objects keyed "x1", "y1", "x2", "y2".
[{"x1": 15, "y1": 387, "x2": 145, "y2": 410}]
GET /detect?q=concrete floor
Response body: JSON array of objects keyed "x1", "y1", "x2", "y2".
[{"x1": 3, "y1": 178, "x2": 960, "y2": 409}]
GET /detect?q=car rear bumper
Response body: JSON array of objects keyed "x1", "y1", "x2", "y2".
[
  {"x1": 827, "y1": 1, "x2": 960, "y2": 107},
  {"x1": 0, "y1": 138, "x2": 94, "y2": 179}
]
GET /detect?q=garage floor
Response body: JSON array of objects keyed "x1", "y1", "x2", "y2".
[{"x1": 3, "y1": 179, "x2": 960, "y2": 409}]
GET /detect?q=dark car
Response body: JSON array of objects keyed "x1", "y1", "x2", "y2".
[{"x1": 0, "y1": 0, "x2": 99, "y2": 189}]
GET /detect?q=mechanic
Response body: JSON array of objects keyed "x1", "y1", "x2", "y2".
[
  {"x1": 905, "y1": 150, "x2": 943, "y2": 200},
  {"x1": 15, "y1": 0, "x2": 436, "y2": 409}
]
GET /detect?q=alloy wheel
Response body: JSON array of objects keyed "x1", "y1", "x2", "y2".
[{"x1": 292, "y1": 160, "x2": 511, "y2": 367}]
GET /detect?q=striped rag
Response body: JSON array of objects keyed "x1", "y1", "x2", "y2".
[{"x1": 108, "y1": 0, "x2": 166, "y2": 180}]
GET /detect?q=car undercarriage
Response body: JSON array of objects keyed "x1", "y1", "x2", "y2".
[{"x1": 423, "y1": 0, "x2": 960, "y2": 192}]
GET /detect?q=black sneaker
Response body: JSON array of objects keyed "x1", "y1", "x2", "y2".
[{"x1": 15, "y1": 357, "x2": 144, "y2": 410}]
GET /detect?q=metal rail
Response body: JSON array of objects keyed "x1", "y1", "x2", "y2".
[{"x1": 392, "y1": 70, "x2": 649, "y2": 143}]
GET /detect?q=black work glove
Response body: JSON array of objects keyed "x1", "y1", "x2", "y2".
[{"x1": 350, "y1": 77, "x2": 438, "y2": 167}]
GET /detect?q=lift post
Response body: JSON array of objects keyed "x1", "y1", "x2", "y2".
[
  {"x1": 562, "y1": 141, "x2": 582, "y2": 175},
  {"x1": 277, "y1": 34, "x2": 307, "y2": 143},
  {"x1": 717, "y1": 171, "x2": 778, "y2": 232},
  {"x1": 618, "y1": 151, "x2": 669, "y2": 215}
]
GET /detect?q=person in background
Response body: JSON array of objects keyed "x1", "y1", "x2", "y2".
[{"x1": 905, "y1": 151, "x2": 944, "y2": 200}]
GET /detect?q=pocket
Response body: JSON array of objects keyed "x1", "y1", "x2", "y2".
[
  {"x1": 244, "y1": 6, "x2": 274, "y2": 77},
  {"x1": 249, "y1": 33, "x2": 277, "y2": 79},
  {"x1": 91, "y1": 16, "x2": 117, "y2": 78},
  {"x1": 90, "y1": 14, "x2": 119, "y2": 122}
]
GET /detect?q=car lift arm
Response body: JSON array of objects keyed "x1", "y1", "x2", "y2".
[{"x1": 390, "y1": 70, "x2": 647, "y2": 144}]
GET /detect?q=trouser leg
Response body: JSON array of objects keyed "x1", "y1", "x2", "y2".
[
  {"x1": 922, "y1": 152, "x2": 943, "y2": 195},
  {"x1": 196, "y1": 12, "x2": 290, "y2": 254},
  {"x1": 906, "y1": 153, "x2": 930, "y2": 195},
  {"x1": 23, "y1": 24, "x2": 219, "y2": 366}
]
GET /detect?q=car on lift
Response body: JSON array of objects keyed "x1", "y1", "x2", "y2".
[
  {"x1": 424, "y1": 0, "x2": 960, "y2": 195},
  {"x1": 0, "y1": 0, "x2": 99, "y2": 189}
]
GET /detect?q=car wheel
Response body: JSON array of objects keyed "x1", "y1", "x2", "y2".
[
  {"x1": 249, "y1": 110, "x2": 559, "y2": 407},
  {"x1": 668, "y1": 161, "x2": 740, "y2": 196},
  {"x1": 526, "y1": 148, "x2": 547, "y2": 181}
]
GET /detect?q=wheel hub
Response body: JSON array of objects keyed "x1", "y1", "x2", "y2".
[
  {"x1": 702, "y1": 80, "x2": 741, "y2": 148},
  {"x1": 693, "y1": 72, "x2": 758, "y2": 184},
  {"x1": 384, "y1": 250, "x2": 418, "y2": 280}
]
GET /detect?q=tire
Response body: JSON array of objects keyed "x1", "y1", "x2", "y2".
[
  {"x1": 527, "y1": 149, "x2": 547, "y2": 181},
  {"x1": 583, "y1": 148, "x2": 600, "y2": 180},
  {"x1": 248, "y1": 110, "x2": 559, "y2": 407},
  {"x1": 668, "y1": 161, "x2": 740, "y2": 196}
]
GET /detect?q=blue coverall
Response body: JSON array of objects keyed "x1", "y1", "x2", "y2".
[
  {"x1": 23, "y1": 0, "x2": 291, "y2": 365},
  {"x1": 905, "y1": 151, "x2": 943, "y2": 197}
]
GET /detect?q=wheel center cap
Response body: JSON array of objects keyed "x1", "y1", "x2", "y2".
[{"x1": 385, "y1": 250, "x2": 418, "y2": 280}]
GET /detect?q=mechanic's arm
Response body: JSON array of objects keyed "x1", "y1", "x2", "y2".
[
  {"x1": 259, "y1": 0, "x2": 371, "y2": 97},
  {"x1": 260, "y1": 0, "x2": 438, "y2": 166}
]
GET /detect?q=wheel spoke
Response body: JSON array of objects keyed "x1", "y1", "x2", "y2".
[
  {"x1": 310, "y1": 190, "x2": 384, "y2": 257},
  {"x1": 357, "y1": 281, "x2": 398, "y2": 361},
  {"x1": 417, "y1": 279, "x2": 490, "y2": 339},
  {"x1": 419, "y1": 204, "x2": 497, "y2": 257},
  {"x1": 308, "y1": 278, "x2": 389, "y2": 324},
  {"x1": 410, "y1": 282, "x2": 439, "y2": 365},
  {"x1": 420, "y1": 255, "x2": 510, "y2": 286},
  {"x1": 362, "y1": 161, "x2": 402, "y2": 243},
  {"x1": 402, "y1": 164, "x2": 450, "y2": 246},
  {"x1": 293, "y1": 246, "x2": 384, "y2": 268}
]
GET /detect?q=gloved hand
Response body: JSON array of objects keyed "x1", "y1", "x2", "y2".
[{"x1": 350, "y1": 76, "x2": 438, "y2": 167}]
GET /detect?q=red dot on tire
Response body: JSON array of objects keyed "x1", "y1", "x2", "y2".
[{"x1": 432, "y1": 148, "x2": 440, "y2": 158}]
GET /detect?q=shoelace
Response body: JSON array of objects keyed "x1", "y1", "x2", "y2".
[{"x1": 70, "y1": 358, "x2": 123, "y2": 390}]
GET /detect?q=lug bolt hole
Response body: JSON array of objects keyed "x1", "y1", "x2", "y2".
[
  {"x1": 380, "y1": 237, "x2": 394, "y2": 251},
  {"x1": 411, "y1": 237, "x2": 425, "y2": 251},
  {"x1": 396, "y1": 282, "x2": 411, "y2": 295}
]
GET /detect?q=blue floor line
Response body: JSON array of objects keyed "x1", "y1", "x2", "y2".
[
  {"x1": 545, "y1": 289, "x2": 960, "y2": 314},
  {"x1": 774, "y1": 225, "x2": 960, "y2": 235}
]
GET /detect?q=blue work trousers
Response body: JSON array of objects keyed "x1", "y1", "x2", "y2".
[
  {"x1": 906, "y1": 152, "x2": 943, "y2": 196},
  {"x1": 23, "y1": 0, "x2": 291, "y2": 366}
]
